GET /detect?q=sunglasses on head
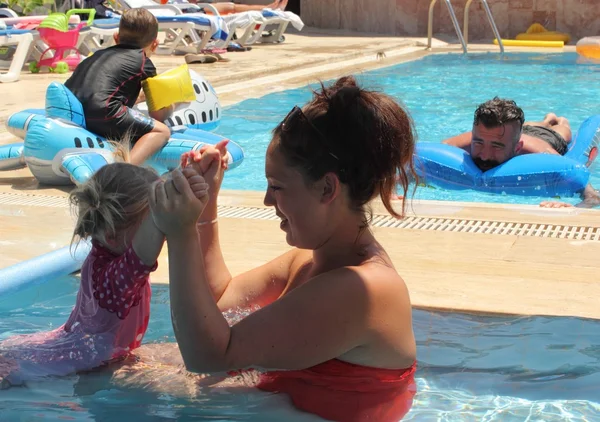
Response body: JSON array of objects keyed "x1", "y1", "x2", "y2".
[{"x1": 281, "y1": 106, "x2": 339, "y2": 161}]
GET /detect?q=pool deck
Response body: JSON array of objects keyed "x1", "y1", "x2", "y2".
[{"x1": 1, "y1": 29, "x2": 598, "y2": 320}]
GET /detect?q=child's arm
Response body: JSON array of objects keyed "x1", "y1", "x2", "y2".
[
  {"x1": 149, "y1": 104, "x2": 175, "y2": 123},
  {"x1": 136, "y1": 91, "x2": 147, "y2": 105},
  {"x1": 132, "y1": 213, "x2": 165, "y2": 267}
]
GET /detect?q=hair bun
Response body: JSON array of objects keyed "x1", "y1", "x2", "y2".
[
  {"x1": 330, "y1": 75, "x2": 359, "y2": 91},
  {"x1": 327, "y1": 77, "x2": 362, "y2": 118}
]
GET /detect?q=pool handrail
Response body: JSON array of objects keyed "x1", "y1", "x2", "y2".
[
  {"x1": 427, "y1": 0, "x2": 467, "y2": 54},
  {"x1": 427, "y1": 0, "x2": 504, "y2": 54},
  {"x1": 464, "y1": 0, "x2": 504, "y2": 53}
]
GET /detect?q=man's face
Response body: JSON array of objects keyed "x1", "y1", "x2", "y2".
[{"x1": 470, "y1": 121, "x2": 522, "y2": 171}]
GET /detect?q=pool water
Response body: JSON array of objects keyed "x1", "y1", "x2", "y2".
[
  {"x1": 0, "y1": 276, "x2": 598, "y2": 421},
  {"x1": 218, "y1": 52, "x2": 600, "y2": 206}
]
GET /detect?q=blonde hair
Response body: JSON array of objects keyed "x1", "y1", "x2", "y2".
[{"x1": 69, "y1": 162, "x2": 159, "y2": 245}]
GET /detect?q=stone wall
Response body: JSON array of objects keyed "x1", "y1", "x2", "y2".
[{"x1": 300, "y1": 0, "x2": 600, "y2": 43}]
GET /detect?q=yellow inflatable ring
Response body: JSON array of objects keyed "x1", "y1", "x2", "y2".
[
  {"x1": 576, "y1": 36, "x2": 600, "y2": 59},
  {"x1": 515, "y1": 23, "x2": 571, "y2": 44},
  {"x1": 142, "y1": 64, "x2": 196, "y2": 112}
]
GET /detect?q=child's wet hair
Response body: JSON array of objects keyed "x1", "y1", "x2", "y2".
[
  {"x1": 272, "y1": 75, "x2": 417, "y2": 219},
  {"x1": 118, "y1": 8, "x2": 159, "y2": 48},
  {"x1": 69, "y1": 162, "x2": 159, "y2": 244}
]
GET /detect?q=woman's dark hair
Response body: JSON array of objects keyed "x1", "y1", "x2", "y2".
[{"x1": 271, "y1": 76, "x2": 417, "y2": 220}]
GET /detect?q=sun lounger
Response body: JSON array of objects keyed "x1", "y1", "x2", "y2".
[
  {"x1": 193, "y1": 4, "x2": 303, "y2": 46},
  {"x1": 0, "y1": 28, "x2": 34, "y2": 82},
  {"x1": 116, "y1": 0, "x2": 230, "y2": 53}
]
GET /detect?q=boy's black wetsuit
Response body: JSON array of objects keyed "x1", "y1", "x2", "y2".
[{"x1": 65, "y1": 44, "x2": 157, "y2": 142}]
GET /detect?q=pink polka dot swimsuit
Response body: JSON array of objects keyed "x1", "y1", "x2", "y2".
[{"x1": 0, "y1": 241, "x2": 157, "y2": 384}]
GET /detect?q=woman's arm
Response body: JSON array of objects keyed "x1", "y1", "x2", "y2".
[
  {"x1": 183, "y1": 144, "x2": 294, "y2": 308},
  {"x1": 167, "y1": 227, "x2": 375, "y2": 373},
  {"x1": 152, "y1": 170, "x2": 401, "y2": 374},
  {"x1": 197, "y1": 218, "x2": 298, "y2": 309}
]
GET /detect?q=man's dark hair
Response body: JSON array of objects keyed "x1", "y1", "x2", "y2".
[{"x1": 473, "y1": 97, "x2": 525, "y2": 129}]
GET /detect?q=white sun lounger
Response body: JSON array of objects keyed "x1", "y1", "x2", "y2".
[
  {"x1": 0, "y1": 8, "x2": 19, "y2": 18},
  {"x1": 192, "y1": 4, "x2": 304, "y2": 46},
  {"x1": 0, "y1": 29, "x2": 34, "y2": 82},
  {"x1": 116, "y1": 0, "x2": 230, "y2": 53},
  {"x1": 76, "y1": 17, "x2": 119, "y2": 55}
]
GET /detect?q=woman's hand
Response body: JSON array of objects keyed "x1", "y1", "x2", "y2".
[
  {"x1": 183, "y1": 167, "x2": 210, "y2": 201},
  {"x1": 150, "y1": 168, "x2": 209, "y2": 235}
]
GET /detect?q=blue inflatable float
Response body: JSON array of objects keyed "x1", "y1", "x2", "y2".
[
  {"x1": 0, "y1": 70, "x2": 244, "y2": 185},
  {"x1": 415, "y1": 115, "x2": 600, "y2": 197}
]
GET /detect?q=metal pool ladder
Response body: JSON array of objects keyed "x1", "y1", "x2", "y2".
[{"x1": 427, "y1": 0, "x2": 504, "y2": 54}]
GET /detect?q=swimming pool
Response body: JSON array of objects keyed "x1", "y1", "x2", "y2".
[
  {"x1": 0, "y1": 277, "x2": 598, "y2": 421},
  {"x1": 218, "y1": 52, "x2": 600, "y2": 206}
]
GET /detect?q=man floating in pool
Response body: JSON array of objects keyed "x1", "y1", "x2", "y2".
[{"x1": 442, "y1": 97, "x2": 600, "y2": 208}]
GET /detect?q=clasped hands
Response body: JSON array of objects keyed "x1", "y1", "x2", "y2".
[{"x1": 149, "y1": 140, "x2": 229, "y2": 235}]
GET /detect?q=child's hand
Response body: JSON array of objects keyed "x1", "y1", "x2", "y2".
[
  {"x1": 180, "y1": 139, "x2": 229, "y2": 173},
  {"x1": 182, "y1": 167, "x2": 209, "y2": 201}
]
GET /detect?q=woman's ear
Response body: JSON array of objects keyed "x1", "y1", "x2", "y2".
[{"x1": 320, "y1": 172, "x2": 340, "y2": 204}]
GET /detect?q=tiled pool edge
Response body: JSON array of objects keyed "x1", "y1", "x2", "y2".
[{"x1": 2, "y1": 191, "x2": 598, "y2": 241}]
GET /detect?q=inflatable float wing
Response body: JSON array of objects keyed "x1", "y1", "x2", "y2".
[
  {"x1": 5, "y1": 109, "x2": 46, "y2": 140},
  {"x1": 21, "y1": 115, "x2": 116, "y2": 185},
  {"x1": 0, "y1": 110, "x2": 46, "y2": 172},
  {"x1": 0, "y1": 142, "x2": 25, "y2": 171}
]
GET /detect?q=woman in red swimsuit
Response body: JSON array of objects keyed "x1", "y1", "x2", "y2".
[{"x1": 150, "y1": 76, "x2": 418, "y2": 422}]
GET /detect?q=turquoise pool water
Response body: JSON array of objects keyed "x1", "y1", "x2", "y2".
[
  {"x1": 218, "y1": 52, "x2": 600, "y2": 206},
  {"x1": 0, "y1": 276, "x2": 598, "y2": 421}
]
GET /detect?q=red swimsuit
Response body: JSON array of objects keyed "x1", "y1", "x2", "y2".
[{"x1": 256, "y1": 359, "x2": 417, "y2": 422}]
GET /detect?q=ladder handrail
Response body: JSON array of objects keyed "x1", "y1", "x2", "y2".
[
  {"x1": 427, "y1": 0, "x2": 504, "y2": 54},
  {"x1": 464, "y1": 0, "x2": 504, "y2": 53},
  {"x1": 427, "y1": 0, "x2": 467, "y2": 54}
]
